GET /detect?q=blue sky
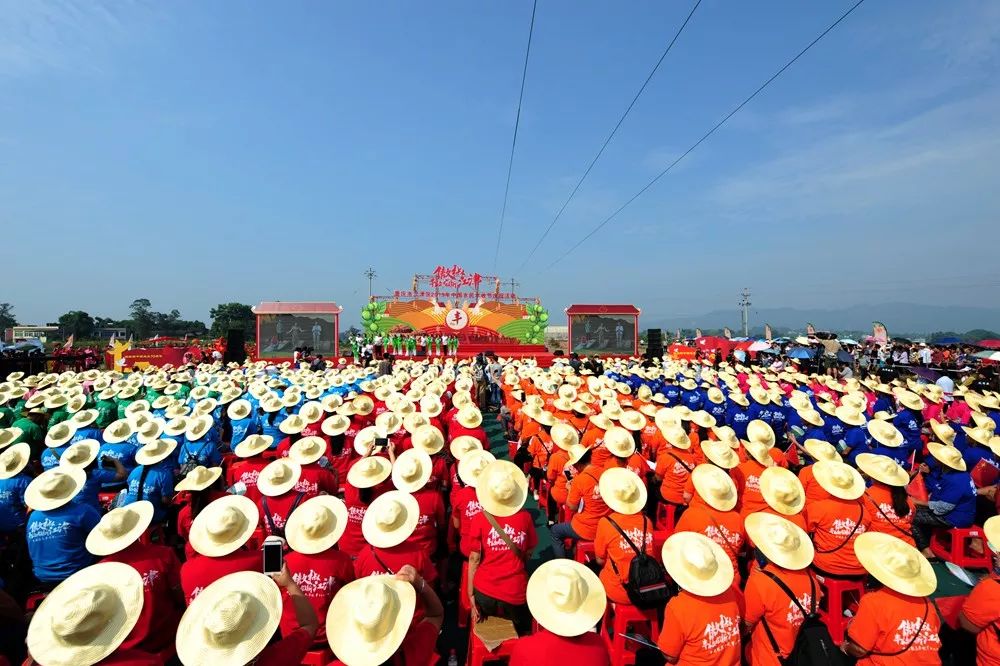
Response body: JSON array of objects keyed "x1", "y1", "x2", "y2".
[{"x1": 3, "y1": 0, "x2": 999, "y2": 329}]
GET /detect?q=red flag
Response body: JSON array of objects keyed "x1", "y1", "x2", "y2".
[{"x1": 907, "y1": 473, "x2": 929, "y2": 503}]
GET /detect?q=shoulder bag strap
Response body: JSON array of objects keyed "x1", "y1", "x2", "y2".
[
  {"x1": 814, "y1": 502, "x2": 865, "y2": 554},
  {"x1": 706, "y1": 513, "x2": 738, "y2": 560},
  {"x1": 605, "y1": 515, "x2": 649, "y2": 577},
  {"x1": 867, "y1": 598, "x2": 930, "y2": 657},
  {"x1": 260, "y1": 497, "x2": 279, "y2": 536},
  {"x1": 665, "y1": 450, "x2": 694, "y2": 473},
  {"x1": 483, "y1": 511, "x2": 524, "y2": 560},
  {"x1": 370, "y1": 546, "x2": 395, "y2": 575},
  {"x1": 760, "y1": 569, "x2": 810, "y2": 618},
  {"x1": 864, "y1": 491, "x2": 913, "y2": 539}
]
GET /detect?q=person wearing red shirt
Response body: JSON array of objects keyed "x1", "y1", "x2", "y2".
[
  {"x1": 227, "y1": 434, "x2": 273, "y2": 502},
  {"x1": 354, "y1": 490, "x2": 437, "y2": 584},
  {"x1": 452, "y1": 450, "x2": 495, "y2": 557},
  {"x1": 449, "y1": 406, "x2": 488, "y2": 449},
  {"x1": 468, "y1": 461, "x2": 537, "y2": 636},
  {"x1": 391, "y1": 448, "x2": 446, "y2": 556},
  {"x1": 86, "y1": 501, "x2": 184, "y2": 655},
  {"x1": 339, "y1": 456, "x2": 393, "y2": 556},
  {"x1": 287, "y1": 436, "x2": 340, "y2": 496},
  {"x1": 179, "y1": 495, "x2": 261, "y2": 604},
  {"x1": 174, "y1": 465, "x2": 227, "y2": 560},
  {"x1": 255, "y1": 458, "x2": 311, "y2": 538}
]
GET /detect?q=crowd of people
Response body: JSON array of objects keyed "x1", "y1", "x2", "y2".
[{"x1": 1, "y1": 351, "x2": 1000, "y2": 665}]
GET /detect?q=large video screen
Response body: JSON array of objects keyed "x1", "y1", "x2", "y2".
[
  {"x1": 258, "y1": 314, "x2": 336, "y2": 358},
  {"x1": 570, "y1": 314, "x2": 636, "y2": 355}
]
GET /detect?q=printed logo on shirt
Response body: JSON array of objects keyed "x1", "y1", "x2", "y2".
[
  {"x1": 464, "y1": 501, "x2": 482, "y2": 520},
  {"x1": 617, "y1": 527, "x2": 654, "y2": 553},
  {"x1": 28, "y1": 517, "x2": 70, "y2": 541},
  {"x1": 892, "y1": 615, "x2": 940, "y2": 651},
  {"x1": 701, "y1": 612, "x2": 740, "y2": 652},
  {"x1": 347, "y1": 505, "x2": 367, "y2": 524},
  {"x1": 705, "y1": 524, "x2": 741, "y2": 552},
  {"x1": 239, "y1": 470, "x2": 261, "y2": 487},
  {"x1": 877, "y1": 502, "x2": 904, "y2": 522},
  {"x1": 786, "y1": 592, "x2": 812, "y2": 625},
  {"x1": 269, "y1": 512, "x2": 287, "y2": 530},
  {"x1": 418, "y1": 513, "x2": 431, "y2": 526},
  {"x1": 293, "y1": 570, "x2": 339, "y2": 597},
  {"x1": 293, "y1": 478, "x2": 319, "y2": 495},
  {"x1": 141, "y1": 569, "x2": 161, "y2": 589},
  {"x1": 745, "y1": 474, "x2": 761, "y2": 493},
  {"x1": 731, "y1": 413, "x2": 748, "y2": 423},
  {"x1": 829, "y1": 518, "x2": 864, "y2": 538},
  {"x1": 670, "y1": 461, "x2": 690, "y2": 477},
  {"x1": 487, "y1": 524, "x2": 527, "y2": 550}
]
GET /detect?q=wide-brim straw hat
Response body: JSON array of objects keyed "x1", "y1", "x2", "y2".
[
  {"x1": 700, "y1": 440, "x2": 739, "y2": 469},
  {"x1": 895, "y1": 390, "x2": 924, "y2": 412},
  {"x1": 854, "y1": 532, "x2": 936, "y2": 597},
  {"x1": 984, "y1": 515, "x2": 1000, "y2": 553},
  {"x1": 962, "y1": 425, "x2": 994, "y2": 447},
  {"x1": 353, "y1": 395, "x2": 375, "y2": 416},
  {"x1": 747, "y1": 420, "x2": 775, "y2": 448},
  {"x1": 175, "y1": 465, "x2": 223, "y2": 492},
  {"x1": 362, "y1": 490, "x2": 420, "y2": 548},
  {"x1": 326, "y1": 575, "x2": 416, "y2": 666},
  {"x1": 603, "y1": 427, "x2": 636, "y2": 458},
  {"x1": 691, "y1": 464, "x2": 738, "y2": 511},
  {"x1": 661, "y1": 531, "x2": 734, "y2": 597},
  {"x1": 289, "y1": 436, "x2": 326, "y2": 465},
  {"x1": 660, "y1": 423, "x2": 691, "y2": 450},
  {"x1": 759, "y1": 466, "x2": 805, "y2": 515},
  {"x1": 476, "y1": 460, "x2": 528, "y2": 517},
  {"x1": 257, "y1": 458, "x2": 302, "y2": 497},
  {"x1": 321, "y1": 414, "x2": 351, "y2": 437},
  {"x1": 745, "y1": 512, "x2": 814, "y2": 571},
  {"x1": 450, "y1": 435, "x2": 484, "y2": 460},
  {"x1": 227, "y1": 399, "x2": 252, "y2": 421},
  {"x1": 86, "y1": 501, "x2": 155, "y2": 556},
  {"x1": 0, "y1": 442, "x2": 32, "y2": 479},
  {"x1": 286, "y1": 495, "x2": 349, "y2": 554},
  {"x1": 103, "y1": 418, "x2": 133, "y2": 444},
  {"x1": 134, "y1": 438, "x2": 177, "y2": 466},
  {"x1": 744, "y1": 440, "x2": 774, "y2": 467},
  {"x1": 411, "y1": 424, "x2": 445, "y2": 455},
  {"x1": 58, "y1": 439, "x2": 100, "y2": 468},
  {"x1": 176, "y1": 571, "x2": 282, "y2": 666},
  {"x1": 798, "y1": 409, "x2": 824, "y2": 428},
  {"x1": 588, "y1": 414, "x2": 613, "y2": 431},
  {"x1": 527, "y1": 559, "x2": 607, "y2": 637},
  {"x1": 802, "y1": 439, "x2": 841, "y2": 463},
  {"x1": 45, "y1": 422, "x2": 77, "y2": 449},
  {"x1": 856, "y1": 453, "x2": 909, "y2": 487},
  {"x1": 234, "y1": 434, "x2": 273, "y2": 458},
  {"x1": 347, "y1": 456, "x2": 392, "y2": 489},
  {"x1": 25, "y1": 466, "x2": 86, "y2": 511},
  {"x1": 188, "y1": 495, "x2": 259, "y2": 557},
  {"x1": 391, "y1": 448, "x2": 432, "y2": 493},
  {"x1": 455, "y1": 406, "x2": 483, "y2": 429},
  {"x1": 867, "y1": 419, "x2": 904, "y2": 448},
  {"x1": 690, "y1": 410, "x2": 717, "y2": 430},
  {"x1": 401, "y1": 412, "x2": 429, "y2": 435},
  {"x1": 457, "y1": 450, "x2": 496, "y2": 488},
  {"x1": 279, "y1": 414, "x2": 308, "y2": 436},
  {"x1": 0, "y1": 427, "x2": 23, "y2": 450},
  {"x1": 618, "y1": 410, "x2": 646, "y2": 432},
  {"x1": 927, "y1": 442, "x2": 967, "y2": 471},
  {"x1": 812, "y1": 460, "x2": 866, "y2": 500},
  {"x1": 299, "y1": 401, "x2": 324, "y2": 423},
  {"x1": 27, "y1": 562, "x2": 144, "y2": 666},
  {"x1": 599, "y1": 468, "x2": 647, "y2": 515},
  {"x1": 71, "y1": 409, "x2": 99, "y2": 429},
  {"x1": 834, "y1": 405, "x2": 865, "y2": 428},
  {"x1": 184, "y1": 414, "x2": 212, "y2": 442}
]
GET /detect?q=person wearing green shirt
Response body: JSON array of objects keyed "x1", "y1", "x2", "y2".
[
  {"x1": 94, "y1": 397, "x2": 118, "y2": 429},
  {"x1": 11, "y1": 409, "x2": 46, "y2": 458}
]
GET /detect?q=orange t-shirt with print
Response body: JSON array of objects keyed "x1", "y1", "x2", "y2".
[
  {"x1": 847, "y1": 588, "x2": 941, "y2": 666},
  {"x1": 655, "y1": 446, "x2": 701, "y2": 504},
  {"x1": 568, "y1": 465, "x2": 610, "y2": 541},
  {"x1": 732, "y1": 459, "x2": 768, "y2": 516},
  {"x1": 519, "y1": 418, "x2": 541, "y2": 443},
  {"x1": 961, "y1": 575, "x2": 1000, "y2": 666},
  {"x1": 567, "y1": 413, "x2": 590, "y2": 433},
  {"x1": 657, "y1": 588, "x2": 743, "y2": 666},
  {"x1": 863, "y1": 485, "x2": 915, "y2": 547},
  {"x1": 593, "y1": 513, "x2": 655, "y2": 605},
  {"x1": 546, "y1": 449, "x2": 571, "y2": 506},
  {"x1": 641, "y1": 423, "x2": 665, "y2": 461},
  {"x1": 604, "y1": 453, "x2": 649, "y2": 479},
  {"x1": 674, "y1": 499, "x2": 745, "y2": 581},
  {"x1": 528, "y1": 430, "x2": 555, "y2": 470},
  {"x1": 798, "y1": 464, "x2": 829, "y2": 503},
  {"x1": 743, "y1": 565, "x2": 817, "y2": 666},
  {"x1": 804, "y1": 497, "x2": 869, "y2": 576}
]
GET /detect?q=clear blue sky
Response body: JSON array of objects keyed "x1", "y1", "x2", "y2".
[{"x1": 3, "y1": 0, "x2": 998, "y2": 328}]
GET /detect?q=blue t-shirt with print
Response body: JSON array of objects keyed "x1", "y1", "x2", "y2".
[
  {"x1": 27, "y1": 502, "x2": 101, "y2": 582},
  {"x1": 727, "y1": 406, "x2": 751, "y2": 439},
  {"x1": 706, "y1": 401, "x2": 727, "y2": 425},
  {"x1": 0, "y1": 473, "x2": 32, "y2": 532},
  {"x1": 98, "y1": 441, "x2": 137, "y2": 473},
  {"x1": 69, "y1": 427, "x2": 103, "y2": 446},
  {"x1": 40, "y1": 446, "x2": 70, "y2": 471},
  {"x1": 662, "y1": 385, "x2": 681, "y2": 407},
  {"x1": 823, "y1": 417, "x2": 846, "y2": 447},
  {"x1": 178, "y1": 438, "x2": 222, "y2": 468},
  {"x1": 894, "y1": 409, "x2": 922, "y2": 451},
  {"x1": 770, "y1": 405, "x2": 788, "y2": 437},
  {"x1": 230, "y1": 416, "x2": 260, "y2": 448},
  {"x1": 681, "y1": 390, "x2": 703, "y2": 412},
  {"x1": 843, "y1": 426, "x2": 872, "y2": 466},
  {"x1": 124, "y1": 463, "x2": 175, "y2": 523},
  {"x1": 926, "y1": 464, "x2": 976, "y2": 528}
]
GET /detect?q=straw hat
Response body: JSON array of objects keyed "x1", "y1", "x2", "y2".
[
  {"x1": 744, "y1": 440, "x2": 774, "y2": 467},
  {"x1": 455, "y1": 407, "x2": 483, "y2": 429},
  {"x1": 895, "y1": 390, "x2": 923, "y2": 412},
  {"x1": 690, "y1": 411, "x2": 717, "y2": 430},
  {"x1": 854, "y1": 532, "x2": 936, "y2": 597},
  {"x1": 234, "y1": 434, "x2": 273, "y2": 458},
  {"x1": 103, "y1": 419, "x2": 133, "y2": 445},
  {"x1": 834, "y1": 405, "x2": 865, "y2": 428},
  {"x1": 279, "y1": 414, "x2": 308, "y2": 436},
  {"x1": 176, "y1": 571, "x2": 282, "y2": 666},
  {"x1": 963, "y1": 425, "x2": 994, "y2": 447},
  {"x1": 85, "y1": 501, "x2": 155, "y2": 556},
  {"x1": 321, "y1": 415, "x2": 351, "y2": 438},
  {"x1": 0, "y1": 427, "x2": 23, "y2": 450},
  {"x1": 353, "y1": 395, "x2": 375, "y2": 416},
  {"x1": 927, "y1": 442, "x2": 967, "y2": 471},
  {"x1": 326, "y1": 576, "x2": 416, "y2": 666},
  {"x1": 285, "y1": 495, "x2": 349, "y2": 554},
  {"x1": 449, "y1": 435, "x2": 483, "y2": 460},
  {"x1": 691, "y1": 464, "x2": 738, "y2": 512},
  {"x1": 700, "y1": 440, "x2": 739, "y2": 469},
  {"x1": 299, "y1": 401, "x2": 324, "y2": 424},
  {"x1": 45, "y1": 422, "x2": 77, "y2": 449},
  {"x1": 798, "y1": 409, "x2": 824, "y2": 428},
  {"x1": 284, "y1": 436, "x2": 323, "y2": 466},
  {"x1": 188, "y1": 495, "x2": 259, "y2": 557},
  {"x1": 603, "y1": 427, "x2": 636, "y2": 458},
  {"x1": 25, "y1": 467, "x2": 86, "y2": 511},
  {"x1": 984, "y1": 515, "x2": 1000, "y2": 553},
  {"x1": 598, "y1": 468, "x2": 647, "y2": 515},
  {"x1": 362, "y1": 490, "x2": 420, "y2": 548},
  {"x1": 391, "y1": 448, "x2": 432, "y2": 493},
  {"x1": 660, "y1": 423, "x2": 691, "y2": 450},
  {"x1": 618, "y1": 410, "x2": 646, "y2": 432},
  {"x1": 411, "y1": 424, "x2": 444, "y2": 455},
  {"x1": 759, "y1": 467, "x2": 805, "y2": 515},
  {"x1": 71, "y1": 409, "x2": 99, "y2": 429},
  {"x1": 661, "y1": 531, "x2": 734, "y2": 597},
  {"x1": 745, "y1": 513, "x2": 814, "y2": 571},
  {"x1": 589, "y1": 414, "x2": 614, "y2": 431},
  {"x1": 802, "y1": 439, "x2": 841, "y2": 463},
  {"x1": 227, "y1": 399, "x2": 252, "y2": 421},
  {"x1": 175, "y1": 465, "x2": 223, "y2": 492},
  {"x1": 132, "y1": 418, "x2": 163, "y2": 445},
  {"x1": 811, "y1": 460, "x2": 865, "y2": 500},
  {"x1": 747, "y1": 420, "x2": 775, "y2": 448},
  {"x1": 347, "y1": 456, "x2": 392, "y2": 489},
  {"x1": 712, "y1": 425, "x2": 741, "y2": 450},
  {"x1": 0, "y1": 442, "x2": 31, "y2": 479},
  {"x1": 476, "y1": 460, "x2": 528, "y2": 517},
  {"x1": 856, "y1": 453, "x2": 909, "y2": 487},
  {"x1": 457, "y1": 450, "x2": 496, "y2": 488},
  {"x1": 59, "y1": 439, "x2": 100, "y2": 468},
  {"x1": 729, "y1": 391, "x2": 750, "y2": 408},
  {"x1": 867, "y1": 419, "x2": 904, "y2": 448},
  {"x1": 27, "y1": 562, "x2": 144, "y2": 666},
  {"x1": 134, "y1": 438, "x2": 177, "y2": 466},
  {"x1": 526, "y1": 559, "x2": 607, "y2": 637},
  {"x1": 257, "y1": 458, "x2": 302, "y2": 497}
]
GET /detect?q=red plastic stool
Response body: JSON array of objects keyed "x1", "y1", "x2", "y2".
[
  {"x1": 602, "y1": 602, "x2": 661, "y2": 666},
  {"x1": 815, "y1": 574, "x2": 865, "y2": 645},
  {"x1": 931, "y1": 527, "x2": 992, "y2": 569},
  {"x1": 655, "y1": 504, "x2": 677, "y2": 533},
  {"x1": 459, "y1": 561, "x2": 471, "y2": 628},
  {"x1": 507, "y1": 440, "x2": 518, "y2": 459},
  {"x1": 537, "y1": 480, "x2": 550, "y2": 509},
  {"x1": 467, "y1": 627, "x2": 519, "y2": 666},
  {"x1": 98, "y1": 491, "x2": 117, "y2": 511},
  {"x1": 300, "y1": 647, "x2": 333, "y2": 665},
  {"x1": 574, "y1": 540, "x2": 596, "y2": 564},
  {"x1": 651, "y1": 530, "x2": 670, "y2": 556},
  {"x1": 25, "y1": 591, "x2": 48, "y2": 613}
]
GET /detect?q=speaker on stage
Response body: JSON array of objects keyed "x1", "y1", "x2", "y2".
[
  {"x1": 646, "y1": 328, "x2": 663, "y2": 358},
  {"x1": 225, "y1": 329, "x2": 247, "y2": 364}
]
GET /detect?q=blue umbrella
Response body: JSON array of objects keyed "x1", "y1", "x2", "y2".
[
  {"x1": 787, "y1": 347, "x2": 815, "y2": 359},
  {"x1": 836, "y1": 350, "x2": 854, "y2": 363},
  {"x1": 936, "y1": 337, "x2": 961, "y2": 345}
]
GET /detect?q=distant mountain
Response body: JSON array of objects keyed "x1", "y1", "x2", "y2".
[{"x1": 644, "y1": 302, "x2": 1000, "y2": 337}]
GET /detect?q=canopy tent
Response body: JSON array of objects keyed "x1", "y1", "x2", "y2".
[{"x1": 977, "y1": 339, "x2": 1000, "y2": 349}]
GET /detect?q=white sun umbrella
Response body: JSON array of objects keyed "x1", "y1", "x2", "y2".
[{"x1": 748, "y1": 340, "x2": 771, "y2": 352}]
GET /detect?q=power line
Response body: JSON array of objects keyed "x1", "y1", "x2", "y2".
[
  {"x1": 516, "y1": 0, "x2": 703, "y2": 272},
  {"x1": 544, "y1": 0, "x2": 868, "y2": 271},
  {"x1": 492, "y1": 0, "x2": 539, "y2": 272}
]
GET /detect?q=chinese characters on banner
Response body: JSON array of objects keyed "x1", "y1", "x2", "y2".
[
  {"x1": 429, "y1": 265, "x2": 483, "y2": 290},
  {"x1": 393, "y1": 290, "x2": 517, "y2": 300}
]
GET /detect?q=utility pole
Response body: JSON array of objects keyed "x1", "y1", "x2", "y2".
[
  {"x1": 363, "y1": 267, "x2": 377, "y2": 300},
  {"x1": 739, "y1": 288, "x2": 751, "y2": 337},
  {"x1": 508, "y1": 277, "x2": 520, "y2": 296}
]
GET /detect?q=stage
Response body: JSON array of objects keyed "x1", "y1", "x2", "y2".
[{"x1": 365, "y1": 340, "x2": 557, "y2": 366}]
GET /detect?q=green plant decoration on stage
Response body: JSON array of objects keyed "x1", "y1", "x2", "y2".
[
  {"x1": 498, "y1": 303, "x2": 549, "y2": 344},
  {"x1": 360, "y1": 300, "x2": 411, "y2": 335}
]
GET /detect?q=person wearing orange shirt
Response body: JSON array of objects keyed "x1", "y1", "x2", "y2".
[
  {"x1": 742, "y1": 513, "x2": 819, "y2": 666},
  {"x1": 843, "y1": 532, "x2": 942, "y2": 665},
  {"x1": 959, "y1": 515, "x2": 1000, "y2": 666},
  {"x1": 712, "y1": 425, "x2": 748, "y2": 463},
  {"x1": 657, "y1": 531, "x2": 743, "y2": 666},
  {"x1": 805, "y1": 460, "x2": 871, "y2": 578},
  {"x1": 552, "y1": 447, "x2": 609, "y2": 558},
  {"x1": 857, "y1": 453, "x2": 916, "y2": 547},
  {"x1": 581, "y1": 413, "x2": 612, "y2": 467},
  {"x1": 732, "y1": 440, "x2": 773, "y2": 517},
  {"x1": 797, "y1": 439, "x2": 842, "y2": 503},
  {"x1": 602, "y1": 424, "x2": 647, "y2": 478},
  {"x1": 593, "y1": 468, "x2": 654, "y2": 606},
  {"x1": 757, "y1": 466, "x2": 808, "y2": 534},
  {"x1": 654, "y1": 423, "x2": 699, "y2": 520},
  {"x1": 543, "y1": 423, "x2": 581, "y2": 523},
  {"x1": 639, "y1": 407, "x2": 666, "y2": 462},
  {"x1": 675, "y1": 464, "x2": 745, "y2": 581},
  {"x1": 567, "y1": 400, "x2": 594, "y2": 433},
  {"x1": 526, "y1": 413, "x2": 556, "y2": 492}
]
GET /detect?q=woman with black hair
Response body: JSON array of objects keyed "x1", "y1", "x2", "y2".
[{"x1": 857, "y1": 453, "x2": 916, "y2": 547}]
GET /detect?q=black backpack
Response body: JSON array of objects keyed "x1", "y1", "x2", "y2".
[
  {"x1": 606, "y1": 516, "x2": 675, "y2": 609},
  {"x1": 759, "y1": 570, "x2": 848, "y2": 666}
]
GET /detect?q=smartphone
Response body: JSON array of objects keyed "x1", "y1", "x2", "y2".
[
  {"x1": 375, "y1": 437, "x2": 389, "y2": 448},
  {"x1": 262, "y1": 536, "x2": 283, "y2": 575}
]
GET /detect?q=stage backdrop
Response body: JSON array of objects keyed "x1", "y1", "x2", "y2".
[
  {"x1": 254, "y1": 302, "x2": 342, "y2": 360},
  {"x1": 566, "y1": 304, "x2": 640, "y2": 356}
]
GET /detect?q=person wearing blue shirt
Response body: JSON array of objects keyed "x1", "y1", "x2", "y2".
[
  {"x1": 680, "y1": 380, "x2": 703, "y2": 412},
  {"x1": 839, "y1": 407, "x2": 871, "y2": 466},
  {"x1": 227, "y1": 399, "x2": 259, "y2": 448},
  {"x1": 124, "y1": 439, "x2": 178, "y2": 523},
  {"x1": 959, "y1": 426, "x2": 999, "y2": 487},
  {"x1": 25, "y1": 467, "x2": 101, "y2": 585},
  {"x1": 769, "y1": 397, "x2": 788, "y2": 441},
  {"x1": 0, "y1": 443, "x2": 33, "y2": 535},
  {"x1": 177, "y1": 432, "x2": 223, "y2": 469},
  {"x1": 727, "y1": 394, "x2": 752, "y2": 440},
  {"x1": 793, "y1": 408, "x2": 827, "y2": 445},
  {"x1": 40, "y1": 444, "x2": 71, "y2": 471},
  {"x1": 894, "y1": 391, "x2": 925, "y2": 454},
  {"x1": 912, "y1": 443, "x2": 979, "y2": 558},
  {"x1": 820, "y1": 406, "x2": 847, "y2": 448},
  {"x1": 59, "y1": 440, "x2": 127, "y2": 508},
  {"x1": 704, "y1": 388, "x2": 727, "y2": 426},
  {"x1": 260, "y1": 408, "x2": 286, "y2": 448},
  {"x1": 662, "y1": 381, "x2": 681, "y2": 407},
  {"x1": 871, "y1": 390, "x2": 893, "y2": 416}
]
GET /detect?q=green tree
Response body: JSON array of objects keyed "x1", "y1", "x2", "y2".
[
  {"x1": 57, "y1": 311, "x2": 96, "y2": 339},
  {"x1": 209, "y1": 302, "x2": 255, "y2": 338},
  {"x1": 129, "y1": 298, "x2": 155, "y2": 339},
  {"x1": 0, "y1": 303, "x2": 16, "y2": 331}
]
